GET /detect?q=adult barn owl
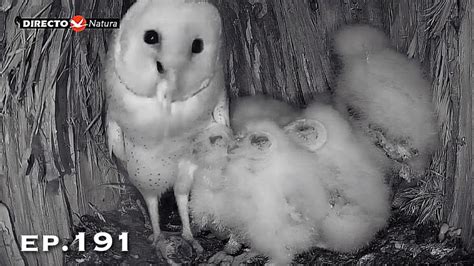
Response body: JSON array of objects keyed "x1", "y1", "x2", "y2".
[{"x1": 105, "y1": 0, "x2": 228, "y2": 252}]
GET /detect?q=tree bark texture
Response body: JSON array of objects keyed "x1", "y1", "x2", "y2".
[
  {"x1": 0, "y1": 0, "x2": 472, "y2": 265},
  {"x1": 0, "y1": 203, "x2": 25, "y2": 266},
  {"x1": 1, "y1": 1, "x2": 124, "y2": 264}
]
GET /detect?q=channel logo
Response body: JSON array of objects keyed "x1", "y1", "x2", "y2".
[
  {"x1": 70, "y1": 15, "x2": 87, "y2": 32},
  {"x1": 15, "y1": 15, "x2": 119, "y2": 31}
]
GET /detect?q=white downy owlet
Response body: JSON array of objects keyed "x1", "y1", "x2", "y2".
[{"x1": 333, "y1": 25, "x2": 439, "y2": 177}]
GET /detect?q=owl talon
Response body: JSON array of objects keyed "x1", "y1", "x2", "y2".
[
  {"x1": 181, "y1": 229, "x2": 204, "y2": 254},
  {"x1": 186, "y1": 236, "x2": 204, "y2": 254},
  {"x1": 208, "y1": 251, "x2": 234, "y2": 264},
  {"x1": 148, "y1": 233, "x2": 164, "y2": 247},
  {"x1": 232, "y1": 249, "x2": 264, "y2": 265},
  {"x1": 148, "y1": 231, "x2": 181, "y2": 246},
  {"x1": 154, "y1": 235, "x2": 194, "y2": 264}
]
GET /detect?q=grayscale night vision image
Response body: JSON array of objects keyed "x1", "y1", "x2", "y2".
[{"x1": 0, "y1": 0, "x2": 472, "y2": 265}]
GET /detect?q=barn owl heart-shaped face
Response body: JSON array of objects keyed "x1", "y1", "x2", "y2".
[
  {"x1": 114, "y1": 0, "x2": 222, "y2": 101},
  {"x1": 284, "y1": 119, "x2": 328, "y2": 152}
]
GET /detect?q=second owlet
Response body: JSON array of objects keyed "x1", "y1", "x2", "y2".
[{"x1": 105, "y1": 0, "x2": 229, "y2": 253}]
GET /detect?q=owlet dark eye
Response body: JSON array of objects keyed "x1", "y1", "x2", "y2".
[
  {"x1": 191, "y1": 38, "x2": 204, "y2": 54},
  {"x1": 250, "y1": 135, "x2": 269, "y2": 146},
  {"x1": 209, "y1": 135, "x2": 223, "y2": 144},
  {"x1": 250, "y1": 134, "x2": 271, "y2": 150},
  {"x1": 144, "y1": 30, "x2": 160, "y2": 44},
  {"x1": 298, "y1": 125, "x2": 315, "y2": 132}
]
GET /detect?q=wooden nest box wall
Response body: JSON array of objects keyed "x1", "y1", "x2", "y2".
[{"x1": 0, "y1": 0, "x2": 472, "y2": 265}]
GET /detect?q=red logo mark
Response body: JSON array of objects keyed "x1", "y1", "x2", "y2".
[{"x1": 70, "y1": 15, "x2": 87, "y2": 32}]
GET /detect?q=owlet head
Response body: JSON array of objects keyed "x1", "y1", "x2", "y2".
[
  {"x1": 283, "y1": 119, "x2": 328, "y2": 152},
  {"x1": 227, "y1": 121, "x2": 284, "y2": 160},
  {"x1": 193, "y1": 125, "x2": 232, "y2": 156},
  {"x1": 114, "y1": 0, "x2": 222, "y2": 100}
]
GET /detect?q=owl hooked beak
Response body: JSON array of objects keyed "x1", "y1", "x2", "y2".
[
  {"x1": 155, "y1": 66, "x2": 179, "y2": 103},
  {"x1": 155, "y1": 60, "x2": 213, "y2": 104},
  {"x1": 227, "y1": 143, "x2": 239, "y2": 154}
]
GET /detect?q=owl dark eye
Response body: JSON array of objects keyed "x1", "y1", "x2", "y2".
[
  {"x1": 298, "y1": 125, "x2": 315, "y2": 132},
  {"x1": 250, "y1": 135, "x2": 269, "y2": 145},
  {"x1": 250, "y1": 134, "x2": 271, "y2": 150},
  {"x1": 209, "y1": 135, "x2": 223, "y2": 144},
  {"x1": 144, "y1": 30, "x2": 160, "y2": 44},
  {"x1": 191, "y1": 38, "x2": 204, "y2": 54}
]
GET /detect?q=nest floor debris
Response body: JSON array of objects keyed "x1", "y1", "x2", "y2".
[{"x1": 65, "y1": 191, "x2": 473, "y2": 265}]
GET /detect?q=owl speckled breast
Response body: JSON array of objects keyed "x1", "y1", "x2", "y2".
[
  {"x1": 123, "y1": 122, "x2": 210, "y2": 194},
  {"x1": 125, "y1": 137, "x2": 184, "y2": 193}
]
